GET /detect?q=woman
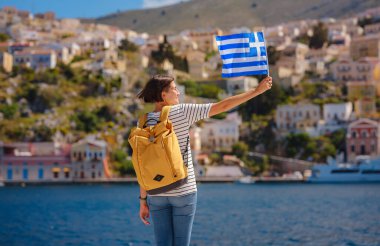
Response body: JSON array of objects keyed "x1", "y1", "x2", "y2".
[{"x1": 136, "y1": 74, "x2": 272, "y2": 246}]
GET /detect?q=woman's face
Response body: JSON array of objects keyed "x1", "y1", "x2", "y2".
[{"x1": 162, "y1": 81, "x2": 180, "y2": 105}]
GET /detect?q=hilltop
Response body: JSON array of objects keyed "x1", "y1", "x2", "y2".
[{"x1": 87, "y1": 0, "x2": 380, "y2": 34}]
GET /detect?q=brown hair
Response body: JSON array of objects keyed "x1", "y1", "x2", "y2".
[{"x1": 137, "y1": 75, "x2": 174, "y2": 103}]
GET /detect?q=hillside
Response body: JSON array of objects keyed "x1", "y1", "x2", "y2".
[{"x1": 88, "y1": 0, "x2": 380, "y2": 34}]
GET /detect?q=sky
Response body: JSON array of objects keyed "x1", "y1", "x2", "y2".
[{"x1": 0, "y1": 0, "x2": 190, "y2": 18}]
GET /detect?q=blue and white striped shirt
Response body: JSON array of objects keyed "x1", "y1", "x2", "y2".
[{"x1": 143, "y1": 103, "x2": 212, "y2": 197}]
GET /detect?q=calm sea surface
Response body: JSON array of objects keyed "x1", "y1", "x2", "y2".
[{"x1": 0, "y1": 183, "x2": 379, "y2": 246}]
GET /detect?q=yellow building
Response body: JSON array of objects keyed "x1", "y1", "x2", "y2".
[
  {"x1": 347, "y1": 82, "x2": 377, "y2": 117},
  {"x1": 0, "y1": 52, "x2": 13, "y2": 73}
]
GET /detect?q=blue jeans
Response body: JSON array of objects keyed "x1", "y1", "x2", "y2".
[{"x1": 148, "y1": 192, "x2": 197, "y2": 246}]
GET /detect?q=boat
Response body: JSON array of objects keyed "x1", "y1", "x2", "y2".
[
  {"x1": 237, "y1": 176, "x2": 256, "y2": 184},
  {"x1": 308, "y1": 155, "x2": 380, "y2": 183}
]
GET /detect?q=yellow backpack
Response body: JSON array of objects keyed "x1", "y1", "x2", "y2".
[{"x1": 128, "y1": 106, "x2": 188, "y2": 195}]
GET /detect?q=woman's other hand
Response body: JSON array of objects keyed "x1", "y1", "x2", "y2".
[{"x1": 139, "y1": 201, "x2": 150, "y2": 225}]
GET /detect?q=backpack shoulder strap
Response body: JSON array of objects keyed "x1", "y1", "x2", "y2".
[
  {"x1": 159, "y1": 106, "x2": 171, "y2": 122},
  {"x1": 138, "y1": 114, "x2": 147, "y2": 128}
]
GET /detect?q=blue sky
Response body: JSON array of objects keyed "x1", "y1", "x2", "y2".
[{"x1": 0, "y1": 0, "x2": 189, "y2": 18}]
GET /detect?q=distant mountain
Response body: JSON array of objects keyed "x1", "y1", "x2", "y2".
[{"x1": 85, "y1": 0, "x2": 380, "y2": 34}]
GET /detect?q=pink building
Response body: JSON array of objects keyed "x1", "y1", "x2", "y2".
[
  {"x1": 330, "y1": 57, "x2": 380, "y2": 82},
  {"x1": 0, "y1": 142, "x2": 72, "y2": 182},
  {"x1": 0, "y1": 139, "x2": 111, "y2": 183},
  {"x1": 346, "y1": 118, "x2": 380, "y2": 162}
]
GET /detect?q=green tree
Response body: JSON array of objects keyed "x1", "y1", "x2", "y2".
[
  {"x1": 239, "y1": 81, "x2": 288, "y2": 119},
  {"x1": 33, "y1": 125, "x2": 53, "y2": 141},
  {"x1": 111, "y1": 148, "x2": 135, "y2": 176},
  {"x1": 119, "y1": 39, "x2": 139, "y2": 52},
  {"x1": 328, "y1": 129, "x2": 346, "y2": 152},
  {"x1": 285, "y1": 133, "x2": 312, "y2": 158},
  {"x1": 0, "y1": 33, "x2": 9, "y2": 42},
  {"x1": 309, "y1": 22, "x2": 328, "y2": 49},
  {"x1": 179, "y1": 80, "x2": 221, "y2": 99},
  {"x1": 232, "y1": 141, "x2": 249, "y2": 159},
  {"x1": 151, "y1": 35, "x2": 188, "y2": 72},
  {"x1": 267, "y1": 46, "x2": 280, "y2": 65},
  {"x1": 0, "y1": 104, "x2": 18, "y2": 119},
  {"x1": 71, "y1": 110, "x2": 101, "y2": 133}
]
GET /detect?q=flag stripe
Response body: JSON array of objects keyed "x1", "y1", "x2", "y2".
[
  {"x1": 216, "y1": 33, "x2": 253, "y2": 41},
  {"x1": 219, "y1": 47, "x2": 251, "y2": 55},
  {"x1": 222, "y1": 70, "x2": 269, "y2": 78},
  {"x1": 218, "y1": 42, "x2": 250, "y2": 50},
  {"x1": 222, "y1": 60, "x2": 267, "y2": 69},
  {"x1": 216, "y1": 38, "x2": 249, "y2": 46},
  {"x1": 221, "y1": 52, "x2": 265, "y2": 60},
  {"x1": 222, "y1": 56, "x2": 267, "y2": 64},
  {"x1": 222, "y1": 65, "x2": 268, "y2": 74}
]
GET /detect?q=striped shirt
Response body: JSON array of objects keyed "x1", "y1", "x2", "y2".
[{"x1": 142, "y1": 103, "x2": 212, "y2": 197}]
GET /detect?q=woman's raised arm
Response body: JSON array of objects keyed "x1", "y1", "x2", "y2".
[{"x1": 209, "y1": 76, "x2": 272, "y2": 117}]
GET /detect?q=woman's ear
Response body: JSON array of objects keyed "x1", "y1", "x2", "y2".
[{"x1": 161, "y1": 91, "x2": 166, "y2": 101}]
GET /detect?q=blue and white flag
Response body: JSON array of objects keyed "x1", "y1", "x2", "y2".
[{"x1": 216, "y1": 32, "x2": 269, "y2": 78}]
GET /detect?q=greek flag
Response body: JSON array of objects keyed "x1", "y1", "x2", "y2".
[{"x1": 216, "y1": 32, "x2": 269, "y2": 78}]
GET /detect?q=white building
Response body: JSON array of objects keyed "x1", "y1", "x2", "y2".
[
  {"x1": 186, "y1": 50, "x2": 208, "y2": 79},
  {"x1": 200, "y1": 117, "x2": 240, "y2": 151},
  {"x1": 205, "y1": 165, "x2": 244, "y2": 177},
  {"x1": 70, "y1": 138, "x2": 109, "y2": 180},
  {"x1": 276, "y1": 103, "x2": 321, "y2": 136},
  {"x1": 317, "y1": 102, "x2": 353, "y2": 135},
  {"x1": 40, "y1": 43, "x2": 70, "y2": 64},
  {"x1": 323, "y1": 102, "x2": 353, "y2": 124},
  {"x1": 277, "y1": 42, "x2": 309, "y2": 76},
  {"x1": 226, "y1": 77, "x2": 258, "y2": 95},
  {"x1": 13, "y1": 48, "x2": 57, "y2": 70}
]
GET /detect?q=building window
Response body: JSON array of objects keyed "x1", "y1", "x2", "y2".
[
  {"x1": 99, "y1": 152, "x2": 103, "y2": 157},
  {"x1": 7, "y1": 169, "x2": 13, "y2": 180},
  {"x1": 361, "y1": 145, "x2": 366, "y2": 155},
  {"x1": 371, "y1": 145, "x2": 376, "y2": 152},
  {"x1": 38, "y1": 169, "x2": 44, "y2": 179},
  {"x1": 351, "y1": 145, "x2": 355, "y2": 152},
  {"x1": 362, "y1": 131, "x2": 367, "y2": 138},
  {"x1": 92, "y1": 172, "x2": 96, "y2": 179},
  {"x1": 352, "y1": 132, "x2": 356, "y2": 138},
  {"x1": 73, "y1": 152, "x2": 76, "y2": 157},
  {"x1": 98, "y1": 172, "x2": 102, "y2": 177},
  {"x1": 23, "y1": 169, "x2": 28, "y2": 180},
  {"x1": 52, "y1": 168, "x2": 60, "y2": 178}
]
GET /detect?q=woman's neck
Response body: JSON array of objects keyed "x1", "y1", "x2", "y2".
[{"x1": 154, "y1": 102, "x2": 166, "y2": 112}]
